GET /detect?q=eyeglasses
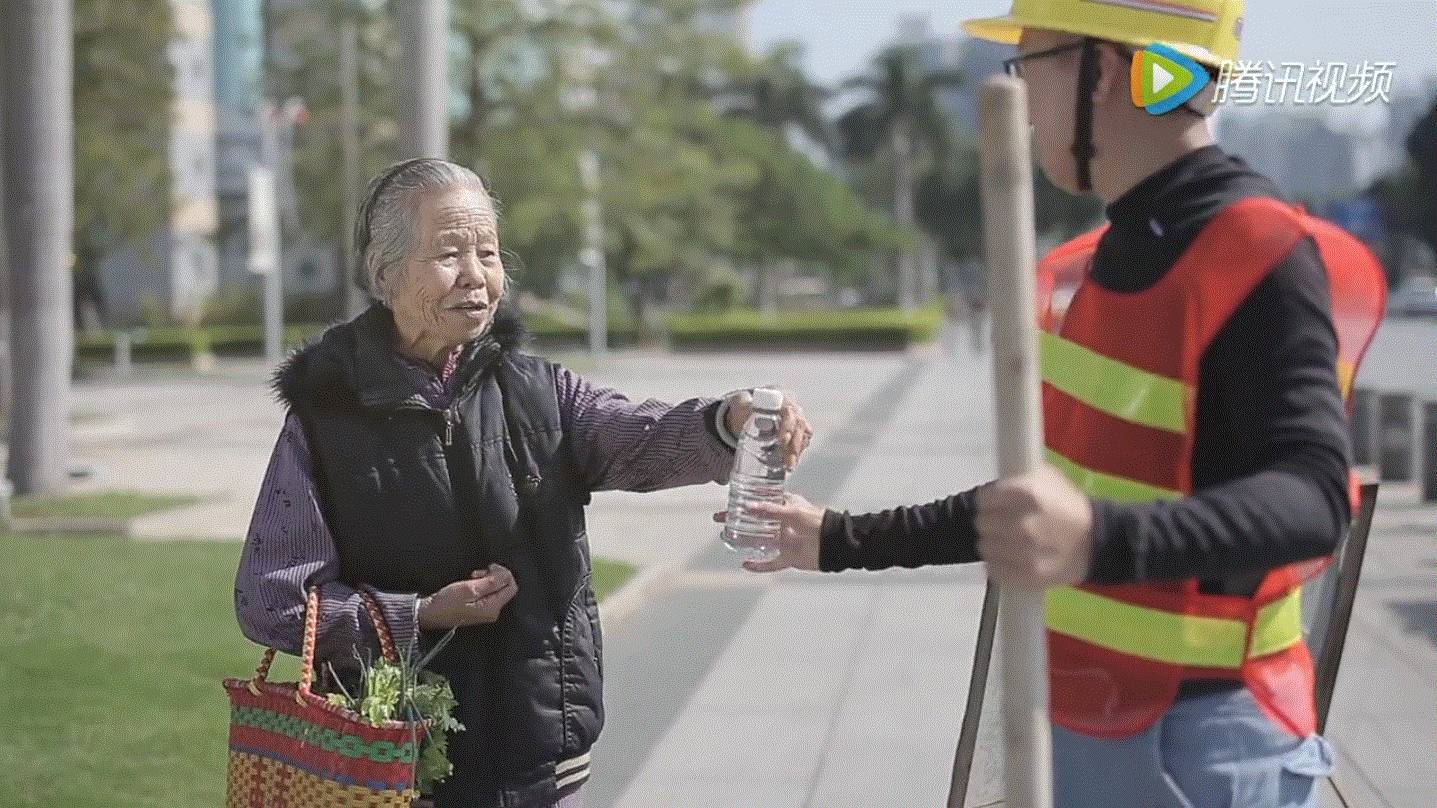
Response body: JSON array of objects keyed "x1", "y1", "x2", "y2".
[{"x1": 1002, "y1": 41, "x2": 1089, "y2": 78}]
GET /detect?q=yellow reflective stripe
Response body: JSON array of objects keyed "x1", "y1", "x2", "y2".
[
  {"x1": 1249, "y1": 589, "x2": 1304, "y2": 658},
  {"x1": 1046, "y1": 587, "x2": 1247, "y2": 668},
  {"x1": 1045, "y1": 587, "x2": 1306, "y2": 669},
  {"x1": 1045, "y1": 449, "x2": 1182, "y2": 503},
  {"x1": 1040, "y1": 331, "x2": 1190, "y2": 433},
  {"x1": 1337, "y1": 360, "x2": 1356, "y2": 399}
]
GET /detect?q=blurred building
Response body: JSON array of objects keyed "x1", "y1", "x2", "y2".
[
  {"x1": 98, "y1": 0, "x2": 221, "y2": 326},
  {"x1": 1217, "y1": 100, "x2": 1418, "y2": 203},
  {"x1": 214, "y1": 0, "x2": 337, "y2": 301},
  {"x1": 213, "y1": 0, "x2": 266, "y2": 296}
]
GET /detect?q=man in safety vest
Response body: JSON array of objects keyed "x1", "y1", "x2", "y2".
[{"x1": 728, "y1": 1, "x2": 1387, "y2": 806}]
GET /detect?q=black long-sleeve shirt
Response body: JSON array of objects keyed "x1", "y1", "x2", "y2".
[{"x1": 820, "y1": 146, "x2": 1352, "y2": 596}]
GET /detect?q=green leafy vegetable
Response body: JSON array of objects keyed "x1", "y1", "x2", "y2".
[{"x1": 324, "y1": 630, "x2": 464, "y2": 794}]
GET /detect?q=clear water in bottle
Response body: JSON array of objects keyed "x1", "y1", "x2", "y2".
[{"x1": 722, "y1": 388, "x2": 787, "y2": 561}]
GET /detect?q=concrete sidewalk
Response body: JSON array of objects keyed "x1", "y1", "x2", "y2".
[
  {"x1": 29, "y1": 328, "x2": 1436, "y2": 807},
  {"x1": 592, "y1": 344, "x2": 1435, "y2": 808},
  {"x1": 53, "y1": 351, "x2": 908, "y2": 543},
  {"x1": 1321, "y1": 487, "x2": 1437, "y2": 808},
  {"x1": 596, "y1": 346, "x2": 998, "y2": 807}
]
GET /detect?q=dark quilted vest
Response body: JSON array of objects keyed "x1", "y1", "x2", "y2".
[{"x1": 275, "y1": 306, "x2": 601, "y2": 808}]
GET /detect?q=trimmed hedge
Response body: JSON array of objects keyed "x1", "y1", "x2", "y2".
[
  {"x1": 73, "y1": 314, "x2": 638, "y2": 365},
  {"x1": 666, "y1": 306, "x2": 944, "y2": 352},
  {"x1": 75, "y1": 324, "x2": 327, "y2": 363},
  {"x1": 517, "y1": 310, "x2": 641, "y2": 348},
  {"x1": 72, "y1": 305, "x2": 941, "y2": 364}
]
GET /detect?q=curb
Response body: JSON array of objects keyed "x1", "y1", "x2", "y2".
[
  {"x1": 6, "y1": 516, "x2": 133, "y2": 536},
  {"x1": 597, "y1": 533, "x2": 736, "y2": 628},
  {"x1": 597, "y1": 561, "x2": 685, "y2": 628}
]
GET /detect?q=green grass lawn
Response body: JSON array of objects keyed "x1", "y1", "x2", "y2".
[
  {"x1": 11, "y1": 491, "x2": 200, "y2": 521},
  {"x1": 0, "y1": 531, "x2": 634, "y2": 807}
]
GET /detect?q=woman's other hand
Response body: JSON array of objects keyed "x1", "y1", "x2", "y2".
[{"x1": 417, "y1": 564, "x2": 518, "y2": 630}]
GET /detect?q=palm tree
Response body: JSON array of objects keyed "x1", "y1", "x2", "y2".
[
  {"x1": 725, "y1": 41, "x2": 832, "y2": 149},
  {"x1": 838, "y1": 46, "x2": 961, "y2": 311}
]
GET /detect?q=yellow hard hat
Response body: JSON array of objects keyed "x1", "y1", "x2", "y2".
[{"x1": 963, "y1": 0, "x2": 1243, "y2": 67}]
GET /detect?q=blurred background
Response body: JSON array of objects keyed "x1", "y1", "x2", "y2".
[
  {"x1": 2, "y1": 0, "x2": 1435, "y2": 380},
  {"x1": 2, "y1": 2, "x2": 1436, "y2": 807}
]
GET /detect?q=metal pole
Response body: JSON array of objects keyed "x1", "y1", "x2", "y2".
[
  {"x1": 263, "y1": 246, "x2": 283, "y2": 362},
  {"x1": 339, "y1": 19, "x2": 368, "y2": 318},
  {"x1": 3, "y1": 0, "x2": 75, "y2": 495},
  {"x1": 254, "y1": 105, "x2": 284, "y2": 365},
  {"x1": 0, "y1": 99, "x2": 12, "y2": 441},
  {"x1": 579, "y1": 150, "x2": 607, "y2": 355},
  {"x1": 395, "y1": 0, "x2": 448, "y2": 159},
  {"x1": 114, "y1": 332, "x2": 132, "y2": 376},
  {"x1": 973, "y1": 74, "x2": 1053, "y2": 808},
  {"x1": 0, "y1": 477, "x2": 12, "y2": 531}
]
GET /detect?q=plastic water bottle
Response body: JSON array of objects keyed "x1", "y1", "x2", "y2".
[{"x1": 722, "y1": 387, "x2": 787, "y2": 561}]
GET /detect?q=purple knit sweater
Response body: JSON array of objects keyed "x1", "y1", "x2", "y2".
[{"x1": 234, "y1": 354, "x2": 736, "y2": 664}]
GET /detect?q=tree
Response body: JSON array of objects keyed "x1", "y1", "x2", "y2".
[
  {"x1": 450, "y1": 0, "x2": 614, "y2": 149},
  {"x1": 1405, "y1": 98, "x2": 1437, "y2": 254},
  {"x1": 271, "y1": 0, "x2": 898, "y2": 328},
  {"x1": 721, "y1": 41, "x2": 834, "y2": 312},
  {"x1": 271, "y1": 0, "x2": 400, "y2": 290},
  {"x1": 916, "y1": 143, "x2": 1101, "y2": 302},
  {"x1": 838, "y1": 46, "x2": 962, "y2": 310},
  {"x1": 447, "y1": 0, "x2": 616, "y2": 298},
  {"x1": 72, "y1": 0, "x2": 174, "y2": 328},
  {"x1": 722, "y1": 41, "x2": 832, "y2": 150},
  {"x1": 727, "y1": 121, "x2": 902, "y2": 298},
  {"x1": 594, "y1": 86, "x2": 756, "y2": 333},
  {"x1": 571, "y1": 0, "x2": 758, "y2": 332},
  {"x1": 1364, "y1": 96, "x2": 1437, "y2": 283}
]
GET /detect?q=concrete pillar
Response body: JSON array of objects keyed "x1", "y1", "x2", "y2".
[
  {"x1": 1351, "y1": 387, "x2": 1377, "y2": 467},
  {"x1": 1423, "y1": 401, "x2": 1437, "y2": 503},
  {"x1": 1378, "y1": 393, "x2": 1419, "y2": 483}
]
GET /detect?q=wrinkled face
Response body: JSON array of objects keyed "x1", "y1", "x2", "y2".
[
  {"x1": 1015, "y1": 29, "x2": 1087, "y2": 194},
  {"x1": 386, "y1": 184, "x2": 505, "y2": 350}
]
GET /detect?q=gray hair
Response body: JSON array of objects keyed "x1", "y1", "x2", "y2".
[{"x1": 354, "y1": 158, "x2": 495, "y2": 305}]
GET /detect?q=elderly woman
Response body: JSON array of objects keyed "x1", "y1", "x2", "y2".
[{"x1": 234, "y1": 158, "x2": 812, "y2": 808}]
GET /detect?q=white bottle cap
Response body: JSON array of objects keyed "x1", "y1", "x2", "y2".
[{"x1": 751, "y1": 387, "x2": 784, "y2": 412}]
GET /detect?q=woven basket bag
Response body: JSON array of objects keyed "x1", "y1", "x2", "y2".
[{"x1": 223, "y1": 588, "x2": 428, "y2": 808}]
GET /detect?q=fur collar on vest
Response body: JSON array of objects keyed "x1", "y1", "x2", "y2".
[{"x1": 272, "y1": 303, "x2": 527, "y2": 413}]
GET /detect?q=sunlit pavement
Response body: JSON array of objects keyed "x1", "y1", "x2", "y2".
[{"x1": 42, "y1": 318, "x2": 1437, "y2": 807}]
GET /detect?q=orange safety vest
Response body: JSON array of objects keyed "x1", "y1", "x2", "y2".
[{"x1": 1036, "y1": 197, "x2": 1387, "y2": 740}]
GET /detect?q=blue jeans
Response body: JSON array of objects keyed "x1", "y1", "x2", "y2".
[{"x1": 1053, "y1": 687, "x2": 1334, "y2": 808}]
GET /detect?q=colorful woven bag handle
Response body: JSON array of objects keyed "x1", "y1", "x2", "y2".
[{"x1": 247, "y1": 586, "x2": 401, "y2": 704}]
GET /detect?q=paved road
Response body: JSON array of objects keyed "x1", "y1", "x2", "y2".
[
  {"x1": 1357, "y1": 316, "x2": 1437, "y2": 397},
  {"x1": 21, "y1": 316, "x2": 1435, "y2": 807}
]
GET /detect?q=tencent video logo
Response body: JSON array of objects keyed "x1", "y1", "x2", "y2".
[{"x1": 1131, "y1": 43, "x2": 1209, "y2": 115}]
